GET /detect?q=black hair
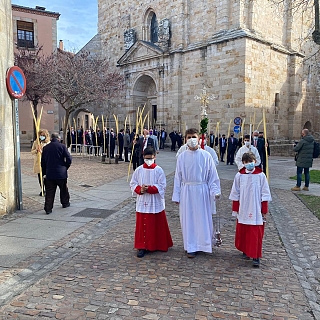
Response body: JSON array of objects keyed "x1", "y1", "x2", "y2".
[
  {"x1": 185, "y1": 128, "x2": 199, "y2": 138},
  {"x1": 143, "y1": 147, "x2": 156, "y2": 156},
  {"x1": 244, "y1": 134, "x2": 250, "y2": 140}
]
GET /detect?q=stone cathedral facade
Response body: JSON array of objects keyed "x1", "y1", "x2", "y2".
[{"x1": 96, "y1": 0, "x2": 320, "y2": 140}]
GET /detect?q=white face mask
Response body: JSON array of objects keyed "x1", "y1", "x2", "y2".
[
  {"x1": 187, "y1": 138, "x2": 198, "y2": 148},
  {"x1": 40, "y1": 136, "x2": 45, "y2": 141},
  {"x1": 253, "y1": 136, "x2": 258, "y2": 140},
  {"x1": 144, "y1": 159, "x2": 154, "y2": 166},
  {"x1": 244, "y1": 141, "x2": 251, "y2": 147}
]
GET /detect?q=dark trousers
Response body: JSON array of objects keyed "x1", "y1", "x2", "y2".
[
  {"x1": 297, "y1": 167, "x2": 310, "y2": 187},
  {"x1": 171, "y1": 140, "x2": 176, "y2": 151},
  {"x1": 44, "y1": 179, "x2": 70, "y2": 212},
  {"x1": 227, "y1": 150, "x2": 235, "y2": 164},
  {"x1": 124, "y1": 147, "x2": 129, "y2": 162},
  {"x1": 132, "y1": 154, "x2": 140, "y2": 171},
  {"x1": 160, "y1": 138, "x2": 165, "y2": 149},
  {"x1": 220, "y1": 147, "x2": 226, "y2": 161}
]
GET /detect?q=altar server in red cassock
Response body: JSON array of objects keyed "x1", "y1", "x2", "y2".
[
  {"x1": 229, "y1": 152, "x2": 272, "y2": 267},
  {"x1": 130, "y1": 147, "x2": 173, "y2": 258}
]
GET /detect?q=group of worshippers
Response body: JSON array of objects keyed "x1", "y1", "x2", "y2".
[{"x1": 130, "y1": 128, "x2": 272, "y2": 267}]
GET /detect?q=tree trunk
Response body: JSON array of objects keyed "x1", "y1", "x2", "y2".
[{"x1": 63, "y1": 109, "x2": 70, "y2": 146}]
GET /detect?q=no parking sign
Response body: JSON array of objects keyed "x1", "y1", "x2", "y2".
[{"x1": 6, "y1": 66, "x2": 26, "y2": 99}]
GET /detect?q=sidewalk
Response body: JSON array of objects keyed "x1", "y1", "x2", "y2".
[{"x1": 0, "y1": 149, "x2": 319, "y2": 319}]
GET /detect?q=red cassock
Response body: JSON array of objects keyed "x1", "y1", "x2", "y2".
[
  {"x1": 232, "y1": 167, "x2": 269, "y2": 259},
  {"x1": 133, "y1": 163, "x2": 173, "y2": 252}
]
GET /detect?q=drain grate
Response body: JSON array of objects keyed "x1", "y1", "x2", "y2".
[
  {"x1": 80, "y1": 184, "x2": 93, "y2": 188},
  {"x1": 72, "y1": 208, "x2": 116, "y2": 218}
]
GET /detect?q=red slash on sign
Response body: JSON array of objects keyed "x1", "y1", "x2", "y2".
[{"x1": 6, "y1": 66, "x2": 26, "y2": 99}]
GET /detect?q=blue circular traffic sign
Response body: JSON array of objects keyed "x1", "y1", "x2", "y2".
[
  {"x1": 6, "y1": 66, "x2": 26, "y2": 99},
  {"x1": 234, "y1": 125, "x2": 241, "y2": 134}
]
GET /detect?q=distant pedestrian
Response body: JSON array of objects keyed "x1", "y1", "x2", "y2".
[
  {"x1": 41, "y1": 133, "x2": 72, "y2": 214},
  {"x1": 227, "y1": 133, "x2": 238, "y2": 165},
  {"x1": 160, "y1": 128, "x2": 167, "y2": 149},
  {"x1": 291, "y1": 128, "x2": 315, "y2": 191},
  {"x1": 130, "y1": 147, "x2": 173, "y2": 258},
  {"x1": 219, "y1": 134, "x2": 227, "y2": 162},
  {"x1": 31, "y1": 129, "x2": 50, "y2": 196},
  {"x1": 124, "y1": 129, "x2": 131, "y2": 162},
  {"x1": 229, "y1": 152, "x2": 272, "y2": 267},
  {"x1": 169, "y1": 130, "x2": 177, "y2": 151}
]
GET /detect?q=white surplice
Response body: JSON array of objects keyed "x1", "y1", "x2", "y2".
[
  {"x1": 234, "y1": 145, "x2": 261, "y2": 170},
  {"x1": 130, "y1": 165, "x2": 166, "y2": 213},
  {"x1": 172, "y1": 148, "x2": 221, "y2": 253},
  {"x1": 229, "y1": 169, "x2": 272, "y2": 225}
]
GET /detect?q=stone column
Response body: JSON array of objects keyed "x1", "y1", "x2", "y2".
[{"x1": 0, "y1": 1, "x2": 16, "y2": 214}]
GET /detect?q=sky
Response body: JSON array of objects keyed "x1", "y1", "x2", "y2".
[{"x1": 13, "y1": 0, "x2": 98, "y2": 51}]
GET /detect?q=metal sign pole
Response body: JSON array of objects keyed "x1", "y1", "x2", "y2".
[{"x1": 13, "y1": 99, "x2": 23, "y2": 210}]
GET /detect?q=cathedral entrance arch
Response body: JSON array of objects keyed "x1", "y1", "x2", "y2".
[{"x1": 132, "y1": 74, "x2": 158, "y2": 128}]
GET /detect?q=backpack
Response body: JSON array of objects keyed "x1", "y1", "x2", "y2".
[{"x1": 313, "y1": 141, "x2": 320, "y2": 158}]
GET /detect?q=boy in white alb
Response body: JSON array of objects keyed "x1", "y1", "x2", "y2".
[
  {"x1": 172, "y1": 128, "x2": 221, "y2": 258},
  {"x1": 130, "y1": 147, "x2": 173, "y2": 258},
  {"x1": 229, "y1": 152, "x2": 272, "y2": 267}
]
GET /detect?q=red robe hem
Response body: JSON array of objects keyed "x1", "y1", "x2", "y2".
[
  {"x1": 134, "y1": 210, "x2": 173, "y2": 252},
  {"x1": 235, "y1": 221, "x2": 264, "y2": 259}
]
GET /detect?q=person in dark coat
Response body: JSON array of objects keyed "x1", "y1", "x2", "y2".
[
  {"x1": 124, "y1": 129, "x2": 131, "y2": 162},
  {"x1": 41, "y1": 133, "x2": 72, "y2": 214},
  {"x1": 118, "y1": 129, "x2": 124, "y2": 161},
  {"x1": 209, "y1": 131, "x2": 215, "y2": 148},
  {"x1": 130, "y1": 134, "x2": 141, "y2": 170},
  {"x1": 292, "y1": 129, "x2": 315, "y2": 191},
  {"x1": 109, "y1": 129, "x2": 116, "y2": 158},
  {"x1": 169, "y1": 130, "x2": 177, "y2": 151},
  {"x1": 219, "y1": 134, "x2": 227, "y2": 162},
  {"x1": 227, "y1": 133, "x2": 238, "y2": 165},
  {"x1": 160, "y1": 128, "x2": 167, "y2": 149},
  {"x1": 67, "y1": 127, "x2": 77, "y2": 152},
  {"x1": 138, "y1": 129, "x2": 155, "y2": 165},
  {"x1": 252, "y1": 130, "x2": 270, "y2": 174}
]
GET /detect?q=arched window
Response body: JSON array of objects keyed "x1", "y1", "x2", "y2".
[{"x1": 150, "y1": 13, "x2": 158, "y2": 43}]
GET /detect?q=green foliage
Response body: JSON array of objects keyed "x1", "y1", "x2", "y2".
[
  {"x1": 290, "y1": 170, "x2": 320, "y2": 184},
  {"x1": 200, "y1": 117, "x2": 208, "y2": 134}
]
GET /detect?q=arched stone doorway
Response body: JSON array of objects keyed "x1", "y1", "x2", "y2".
[{"x1": 132, "y1": 74, "x2": 158, "y2": 129}]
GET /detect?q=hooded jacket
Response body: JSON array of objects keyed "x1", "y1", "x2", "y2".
[{"x1": 293, "y1": 134, "x2": 314, "y2": 168}]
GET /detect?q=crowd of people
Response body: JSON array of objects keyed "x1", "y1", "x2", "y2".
[{"x1": 31, "y1": 124, "x2": 318, "y2": 268}]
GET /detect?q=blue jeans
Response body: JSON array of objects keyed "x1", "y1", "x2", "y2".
[{"x1": 297, "y1": 167, "x2": 310, "y2": 187}]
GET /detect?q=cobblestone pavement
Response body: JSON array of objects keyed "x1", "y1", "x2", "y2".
[{"x1": 0, "y1": 151, "x2": 319, "y2": 319}]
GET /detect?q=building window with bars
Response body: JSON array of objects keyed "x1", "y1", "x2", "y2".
[{"x1": 17, "y1": 21, "x2": 34, "y2": 48}]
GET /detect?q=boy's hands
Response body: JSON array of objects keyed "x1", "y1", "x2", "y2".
[{"x1": 141, "y1": 184, "x2": 149, "y2": 194}]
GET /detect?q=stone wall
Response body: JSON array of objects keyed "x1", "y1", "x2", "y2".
[
  {"x1": 97, "y1": 0, "x2": 319, "y2": 140},
  {"x1": 0, "y1": 1, "x2": 16, "y2": 214}
]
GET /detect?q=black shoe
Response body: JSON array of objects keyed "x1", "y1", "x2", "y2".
[
  {"x1": 252, "y1": 258, "x2": 260, "y2": 267},
  {"x1": 118, "y1": 158, "x2": 124, "y2": 161},
  {"x1": 45, "y1": 210, "x2": 52, "y2": 214},
  {"x1": 137, "y1": 249, "x2": 146, "y2": 258},
  {"x1": 125, "y1": 160, "x2": 130, "y2": 162},
  {"x1": 62, "y1": 203, "x2": 70, "y2": 208},
  {"x1": 242, "y1": 252, "x2": 250, "y2": 260}
]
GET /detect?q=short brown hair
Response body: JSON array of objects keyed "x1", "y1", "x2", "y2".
[
  {"x1": 242, "y1": 152, "x2": 256, "y2": 163},
  {"x1": 185, "y1": 128, "x2": 199, "y2": 138}
]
